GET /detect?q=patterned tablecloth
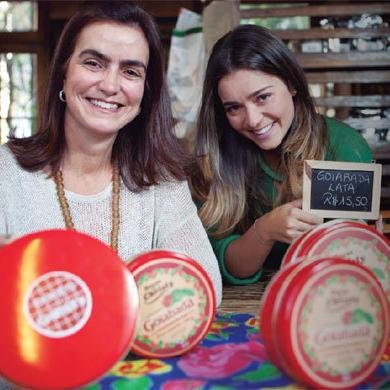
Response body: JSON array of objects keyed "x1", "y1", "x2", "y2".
[{"x1": 89, "y1": 312, "x2": 390, "y2": 390}]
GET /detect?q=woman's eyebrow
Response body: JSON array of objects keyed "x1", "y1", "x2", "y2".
[
  {"x1": 79, "y1": 48, "x2": 147, "y2": 71},
  {"x1": 222, "y1": 100, "x2": 239, "y2": 107},
  {"x1": 247, "y1": 85, "x2": 272, "y2": 99},
  {"x1": 222, "y1": 86, "x2": 273, "y2": 106}
]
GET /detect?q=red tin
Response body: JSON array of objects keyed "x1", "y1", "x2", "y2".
[
  {"x1": 260, "y1": 261, "x2": 310, "y2": 375},
  {"x1": 298, "y1": 221, "x2": 390, "y2": 301},
  {"x1": 261, "y1": 257, "x2": 389, "y2": 389},
  {"x1": 281, "y1": 219, "x2": 356, "y2": 268},
  {"x1": 280, "y1": 230, "x2": 310, "y2": 268},
  {"x1": 127, "y1": 250, "x2": 216, "y2": 358},
  {"x1": 0, "y1": 229, "x2": 139, "y2": 390}
]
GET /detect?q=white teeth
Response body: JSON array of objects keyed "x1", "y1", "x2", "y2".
[
  {"x1": 254, "y1": 123, "x2": 273, "y2": 135},
  {"x1": 89, "y1": 99, "x2": 119, "y2": 110}
]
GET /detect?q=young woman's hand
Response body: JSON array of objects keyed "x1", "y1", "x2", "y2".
[{"x1": 258, "y1": 199, "x2": 322, "y2": 244}]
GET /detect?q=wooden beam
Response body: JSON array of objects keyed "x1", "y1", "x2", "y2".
[
  {"x1": 295, "y1": 51, "x2": 390, "y2": 69},
  {"x1": 37, "y1": 2, "x2": 50, "y2": 125},
  {"x1": 380, "y1": 188, "x2": 390, "y2": 197},
  {"x1": 49, "y1": 1, "x2": 203, "y2": 20},
  {"x1": 0, "y1": 43, "x2": 42, "y2": 53},
  {"x1": 315, "y1": 95, "x2": 390, "y2": 107},
  {"x1": 344, "y1": 118, "x2": 390, "y2": 130},
  {"x1": 373, "y1": 143, "x2": 390, "y2": 159},
  {"x1": 382, "y1": 165, "x2": 390, "y2": 176},
  {"x1": 0, "y1": 32, "x2": 42, "y2": 44},
  {"x1": 274, "y1": 27, "x2": 390, "y2": 40},
  {"x1": 306, "y1": 70, "x2": 390, "y2": 84},
  {"x1": 241, "y1": 3, "x2": 390, "y2": 18}
]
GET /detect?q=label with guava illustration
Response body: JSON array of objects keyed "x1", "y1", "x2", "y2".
[
  {"x1": 132, "y1": 258, "x2": 214, "y2": 356},
  {"x1": 308, "y1": 227, "x2": 390, "y2": 300},
  {"x1": 291, "y1": 265, "x2": 388, "y2": 387}
]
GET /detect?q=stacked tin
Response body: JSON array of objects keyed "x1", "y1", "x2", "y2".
[
  {"x1": 261, "y1": 220, "x2": 390, "y2": 388},
  {"x1": 282, "y1": 219, "x2": 390, "y2": 300}
]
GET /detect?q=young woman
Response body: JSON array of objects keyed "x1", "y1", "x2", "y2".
[
  {"x1": 0, "y1": 2, "x2": 222, "y2": 303},
  {"x1": 191, "y1": 24, "x2": 372, "y2": 285}
]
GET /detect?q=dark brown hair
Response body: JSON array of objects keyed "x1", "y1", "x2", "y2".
[{"x1": 8, "y1": 1, "x2": 191, "y2": 191}]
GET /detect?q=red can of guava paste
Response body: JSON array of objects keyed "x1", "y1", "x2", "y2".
[
  {"x1": 260, "y1": 257, "x2": 389, "y2": 389},
  {"x1": 127, "y1": 249, "x2": 216, "y2": 358},
  {"x1": 0, "y1": 229, "x2": 139, "y2": 390},
  {"x1": 281, "y1": 219, "x2": 355, "y2": 268},
  {"x1": 282, "y1": 219, "x2": 390, "y2": 303}
]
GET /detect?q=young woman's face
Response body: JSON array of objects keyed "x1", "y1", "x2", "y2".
[
  {"x1": 218, "y1": 69, "x2": 295, "y2": 151},
  {"x1": 63, "y1": 21, "x2": 149, "y2": 139}
]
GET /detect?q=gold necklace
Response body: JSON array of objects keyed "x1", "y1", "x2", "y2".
[{"x1": 54, "y1": 165, "x2": 120, "y2": 252}]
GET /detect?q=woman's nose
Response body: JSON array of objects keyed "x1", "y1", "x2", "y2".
[
  {"x1": 245, "y1": 105, "x2": 263, "y2": 129},
  {"x1": 98, "y1": 69, "x2": 120, "y2": 95}
]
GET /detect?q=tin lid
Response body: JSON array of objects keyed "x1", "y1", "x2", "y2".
[
  {"x1": 265, "y1": 258, "x2": 337, "y2": 379},
  {"x1": 281, "y1": 229, "x2": 311, "y2": 268},
  {"x1": 260, "y1": 262, "x2": 303, "y2": 368},
  {"x1": 301, "y1": 222, "x2": 390, "y2": 300},
  {"x1": 296, "y1": 220, "x2": 365, "y2": 259},
  {"x1": 278, "y1": 258, "x2": 389, "y2": 388},
  {"x1": 281, "y1": 220, "x2": 356, "y2": 268},
  {"x1": 0, "y1": 229, "x2": 139, "y2": 390},
  {"x1": 128, "y1": 250, "x2": 216, "y2": 358}
]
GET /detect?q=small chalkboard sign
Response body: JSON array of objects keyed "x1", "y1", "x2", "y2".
[{"x1": 302, "y1": 160, "x2": 382, "y2": 219}]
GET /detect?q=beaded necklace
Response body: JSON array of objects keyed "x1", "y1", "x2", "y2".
[{"x1": 54, "y1": 165, "x2": 120, "y2": 252}]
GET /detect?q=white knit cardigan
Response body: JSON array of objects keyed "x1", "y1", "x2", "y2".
[{"x1": 0, "y1": 145, "x2": 222, "y2": 305}]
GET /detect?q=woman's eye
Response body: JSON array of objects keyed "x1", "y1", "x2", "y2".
[
  {"x1": 226, "y1": 105, "x2": 240, "y2": 115},
  {"x1": 84, "y1": 59, "x2": 101, "y2": 69},
  {"x1": 124, "y1": 68, "x2": 142, "y2": 78},
  {"x1": 256, "y1": 93, "x2": 271, "y2": 103}
]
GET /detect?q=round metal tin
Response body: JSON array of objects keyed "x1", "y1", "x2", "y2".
[
  {"x1": 278, "y1": 258, "x2": 389, "y2": 388},
  {"x1": 281, "y1": 229, "x2": 312, "y2": 268},
  {"x1": 127, "y1": 250, "x2": 216, "y2": 358},
  {"x1": 261, "y1": 258, "x2": 336, "y2": 379},
  {"x1": 0, "y1": 229, "x2": 139, "y2": 390},
  {"x1": 281, "y1": 220, "x2": 357, "y2": 268},
  {"x1": 260, "y1": 261, "x2": 304, "y2": 371},
  {"x1": 299, "y1": 221, "x2": 390, "y2": 301}
]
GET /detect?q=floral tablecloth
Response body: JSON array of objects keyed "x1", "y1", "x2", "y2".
[{"x1": 89, "y1": 312, "x2": 390, "y2": 390}]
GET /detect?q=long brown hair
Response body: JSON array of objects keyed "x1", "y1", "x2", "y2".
[
  {"x1": 191, "y1": 25, "x2": 327, "y2": 237},
  {"x1": 8, "y1": 1, "x2": 192, "y2": 191}
]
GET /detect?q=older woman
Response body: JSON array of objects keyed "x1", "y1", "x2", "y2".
[{"x1": 0, "y1": 2, "x2": 222, "y2": 303}]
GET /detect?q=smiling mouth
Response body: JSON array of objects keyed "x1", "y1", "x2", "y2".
[
  {"x1": 87, "y1": 98, "x2": 123, "y2": 111},
  {"x1": 253, "y1": 122, "x2": 274, "y2": 136}
]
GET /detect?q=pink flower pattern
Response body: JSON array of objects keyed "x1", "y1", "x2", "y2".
[
  {"x1": 178, "y1": 341, "x2": 266, "y2": 379},
  {"x1": 161, "y1": 379, "x2": 205, "y2": 390}
]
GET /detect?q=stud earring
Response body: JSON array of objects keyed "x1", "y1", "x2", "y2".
[
  {"x1": 59, "y1": 90, "x2": 66, "y2": 102},
  {"x1": 291, "y1": 89, "x2": 297, "y2": 96}
]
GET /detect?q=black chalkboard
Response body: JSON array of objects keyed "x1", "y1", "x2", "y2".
[
  {"x1": 302, "y1": 160, "x2": 381, "y2": 220},
  {"x1": 310, "y1": 169, "x2": 373, "y2": 212}
]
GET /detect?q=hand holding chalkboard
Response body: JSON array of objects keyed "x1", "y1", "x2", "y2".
[{"x1": 302, "y1": 160, "x2": 381, "y2": 220}]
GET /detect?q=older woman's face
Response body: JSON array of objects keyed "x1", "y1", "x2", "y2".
[
  {"x1": 218, "y1": 69, "x2": 295, "y2": 151},
  {"x1": 63, "y1": 21, "x2": 149, "y2": 139}
]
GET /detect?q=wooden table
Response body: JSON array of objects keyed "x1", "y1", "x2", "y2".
[{"x1": 219, "y1": 269, "x2": 276, "y2": 317}]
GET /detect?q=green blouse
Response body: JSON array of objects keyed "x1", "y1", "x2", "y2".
[{"x1": 209, "y1": 117, "x2": 373, "y2": 285}]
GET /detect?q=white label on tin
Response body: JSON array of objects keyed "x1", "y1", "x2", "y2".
[
  {"x1": 308, "y1": 228, "x2": 390, "y2": 300},
  {"x1": 23, "y1": 271, "x2": 92, "y2": 338},
  {"x1": 294, "y1": 268, "x2": 386, "y2": 385},
  {"x1": 135, "y1": 259, "x2": 213, "y2": 352}
]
